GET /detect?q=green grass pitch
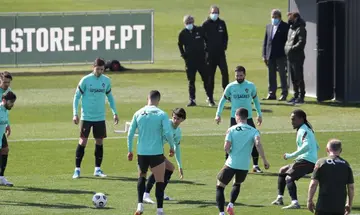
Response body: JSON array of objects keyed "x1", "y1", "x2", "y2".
[{"x1": 0, "y1": 0, "x2": 359, "y2": 214}]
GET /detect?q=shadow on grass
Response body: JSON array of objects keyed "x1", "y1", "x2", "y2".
[
  {"x1": 167, "y1": 200, "x2": 265, "y2": 208},
  {"x1": 0, "y1": 186, "x2": 96, "y2": 195},
  {"x1": 248, "y1": 172, "x2": 311, "y2": 179},
  {"x1": 12, "y1": 68, "x2": 184, "y2": 77},
  {"x1": 0, "y1": 201, "x2": 114, "y2": 210},
  {"x1": 81, "y1": 176, "x2": 206, "y2": 185}
]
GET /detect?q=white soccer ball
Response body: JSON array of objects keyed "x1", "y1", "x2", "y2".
[{"x1": 92, "y1": 192, "x2": 107, "y2": 208}]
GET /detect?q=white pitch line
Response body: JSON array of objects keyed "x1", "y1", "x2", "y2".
[{"x1": 7, "y1": 128, "x2": 360, "y2": 143}]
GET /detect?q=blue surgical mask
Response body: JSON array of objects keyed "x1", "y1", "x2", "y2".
[
  {"x1": 185, "y1": 24, "x2": 193, "y2": 30},
  {"x1": 272, "y1": 18, "x2": 280, "y2": 25},
  {"x1": 210, "y1": 13, "x2": 219, "y2": 21}
]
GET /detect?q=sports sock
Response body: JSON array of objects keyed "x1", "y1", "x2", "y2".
[
  {"x1": 252, "y1": 146, "x2": 259, "y2": 166},
  {"x1": 216, "y1": 186, "x2": 225, "y2": 212},
  {"x1": 230, "y1": 184, "x2": 240, "y2": 204},
  {"x1": 0, "y1": 155, "x2": 8, "y2": 176},
  {"x1": 163, "y1": 170, "x2": 173, "y2": 190},
  {"x1": 145, "y1": 174, "x2": 156, "y2": 193},
  {"x1": 137, "y1": 177, "x2": 146, "y2": 203},
  {"x1": 155, "y1": 182, "x2": 165, "y2": 208},
  {"x1": 94, "y1": 144, "x2": 103, "y2": 167},
  {"x1": 287, "y1": 180, "x2": 298, "y2": 201},
  {"x1": 278, "y1": 174, "x2": 286, "y2": 196},
  {"x1": 75, "y1": 144, "x2": 85, "y2": 168}
]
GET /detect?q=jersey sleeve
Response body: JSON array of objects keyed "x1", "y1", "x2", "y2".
[
  {"x1": 73, "y1": 78, "x2": 86, "y2": 116},
  {"x1": 251, "y1": 84, "x2": 257, "y2": 98},
  {"x1": 127, "y1": 112, "x2": 138, "y2": 153},
  {"x1": 225, "y1": 128, "x2": 232, "y2": 142},
  {"x1": 348, "y1": 166, "x2": 354, "y2": 184},
  {"x1": 311, "y1": 159, "x2": 321, "y2": 180},
  {"x1": 216, "y1": 85, "x2": 231, "y2": 117},
  {"x1": 105, "y1": 78, "x2": 118, "y2": 115},
  {"x1": 162, "y1": 113, "x2": 175, "y2": 149}
]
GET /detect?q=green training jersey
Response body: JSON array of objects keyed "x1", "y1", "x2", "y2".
[
  {"x1": 0, "y1": 104, "x2": 9, "y2": 148},
  {"x1": 163, "y1": 119, "x2": 183, "y2": 168}
]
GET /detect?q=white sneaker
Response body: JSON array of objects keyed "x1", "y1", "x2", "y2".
[
  {"x1": 94, "y1": 169, "x2": 107, "y2": 177},
  {"x1": 0, "y1": 176, "x2": 13, "y2": 187},
  {"x1": 143, "y1": 193, "x2": 155, "y2": 204},
  {"x1": 134, "y1": 203, "x2": 144, "y2": 215},
  {"x1": 163, "y1": 193, "x2": 173, "y2": 200}
]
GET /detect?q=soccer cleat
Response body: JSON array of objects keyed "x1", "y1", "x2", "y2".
[
  {"x1": 163, "y1": 193, "x2": 173, "y2": 201},
  {"x1": 271, "y1": 197, "x2": 284, "y2": 205},
  {"x1": 0, "y1": 176, "x2": 13, "y2": 187},
  {"x1": 72, "y1": 169, "x2": 80, "y2": 179},
  {"x1": 252, "y1": 166, "x2": 263, "y2": 173},
  {"x1": 134, "y1": 203, "x2": 144, "y2": 215},
  {"x1": 226, "y1": 205, "x2": 235, "y2": 215},
  {"x1": 143, "y1": 193, "x2": 155, "y2": 204},
  {"x1": 94, "y1": 169, "x2": 107, "y2": 177},
  {"x1": 282, "y1": 202, "x2": 300, "y2": 209}
]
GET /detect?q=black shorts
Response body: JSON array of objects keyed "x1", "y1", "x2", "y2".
[
  {"x1": 286, "y1": 159, "x2": 315, "y2": 181},
  {"x1": 80, "y1": 120, "x2": 107, "y2": 139},
  {"x1": 315, "y1": 211, "x2": 343, "y2": 215},
  {"x1": 217, "y1": 165, "x2": 248, "y2": 185},
  {"x1": 2, "y1": 133, "x2": 8, "y2": 148},
  {"x1": 137, "y1": 154, "x2": 165, "y2": 174},
  {"x1": 230, "y1": 118, "x2": 256, "y2": 128}
]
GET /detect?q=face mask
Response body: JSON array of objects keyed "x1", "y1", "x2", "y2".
[
  {"x1": 185, "y1": 24, "x2": 193, "y2": 30},
  {"x1": 210, "y1": 13, "x2": 219, "y2": 21},
  {"x1": 272, "y1": 18, "x2": 280, "y2": 25}
]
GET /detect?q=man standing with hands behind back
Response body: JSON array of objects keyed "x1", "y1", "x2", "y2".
[
  {"x1": 202, "y1": 5, "x2": 229, "y2": 102},
  {"x1": 262, "y1": 9, "x2": 289, "y2": 101}
]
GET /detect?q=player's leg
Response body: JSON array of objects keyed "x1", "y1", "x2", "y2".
[
  {"x1": 163, "y1": 158, "x2": 175, "y2": 200},
  {"x1": 73, "y1": 120, "x2": 91, "y2": 179},
  {"x1": 93, "y1": 121, "x2": 107, "y2": 177},
  {"x1": 226, "y1": 170, "x2": 248, "y2": 215},
  {"x1": 271, "y1": 164, "x2": 290, "y2": 205},
  {"x1": 225, "y1": 118, "x2": 237, "y2": 160},
  {"x1": 282, "y1": 160, "x2": 314, "y2": 209},
  {"x1": 149, "y1": 155, "x2": 166, "y2": 215},
  {"x1": 216, "y1": 165, "x2": 235, "y2": 215},
  {"x1": 247, "y1": 118, "x2": 262, "y2": 173},
  {"x1": 0, "y1": 134, "x2": 12, "y2": 186},
  {"x1": 135, "y1": 155, "x2": 150, "y2": 215}
]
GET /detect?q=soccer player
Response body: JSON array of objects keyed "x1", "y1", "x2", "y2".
[
  {"x1": 143, "y1": 107, "x2": 186, "y2": 204},
  {"x1": 0, "y1": 72, "x2": 13, "y2": 186},
  {"x1": 271, "y1": 109, "x2": 319, "y2": 209},
  {"x1": 215, "y1": 65, "x2": 264, "y2": 173},
  {"x1": 72, "y1": 58, "x2": 119, "y2": 179},
  {"x1": 127, "y1": 90, "x2": 175, "y2": 215},
  {"x1": 216, "y1": 108, "x2": 270, "y2": 215},
  {"x1": 307, "y1": 139, "x2": 354, "y2": 215}
]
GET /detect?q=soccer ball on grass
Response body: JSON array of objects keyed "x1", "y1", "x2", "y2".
[{"x1": 92, "y1": 192, "x2": 107, "y2": 208}]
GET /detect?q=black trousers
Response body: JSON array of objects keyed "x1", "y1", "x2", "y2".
[
  {"x1": 226, "y1": 118, "x2": 259, "y2": 161},
  {"x1": 185, "y1": 58, "x2": 212, "y2": 101},
  {"x1": 207, "y1": 53, "x2": 229, "y2": 94},
  {"x1": 288, "y1": 56, "x2": 305, "y2": 98},
  {"x1": 267, "y1": 56, "x2": 288, "y2": 96}
]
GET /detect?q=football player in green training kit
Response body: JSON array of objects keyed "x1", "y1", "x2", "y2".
[
  {"x1": 143, "y1": 108, "x2": 186, "y2": 204},
  {"x1": 215, "y1": 65, "x2": 264, "y2": 173},
  {"x1": 0, "y1": 72, "x2": 14, "y2": 186},
  {"x1": 271, "y1": 109, "x2": 319, "y2": 209},
  {"x1": 127, "y1": 90, "x2": 175, "y2": 215},
  {"x1": 216, "y1": 108, "x2": 270, "y2": 215},
  {"x1": 72, "y1": 58, "x2": 119, "y2": 179}
]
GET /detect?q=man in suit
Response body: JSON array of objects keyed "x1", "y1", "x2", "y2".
[{"x1": 262, "y1": 9, "x2": 289, "y2": 101}]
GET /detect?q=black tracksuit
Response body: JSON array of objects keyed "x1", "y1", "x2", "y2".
[
  {"x1": 202, "y1": 18, "x2": 229, "y2": 92},
  {"x1": 178, "y1": 26, "x2": 213, "y2": 101}
]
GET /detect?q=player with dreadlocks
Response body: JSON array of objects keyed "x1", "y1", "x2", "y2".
[{"x1": 271, "y1": 109, "x2": 319, "y2": 210}]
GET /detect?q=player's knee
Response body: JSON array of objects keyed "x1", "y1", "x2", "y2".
[
  {"x1": 285, "y1": 175, "x2": 293, "y2": 183},
  {"x1": 233, "y1": 183, "x2": 241, "y2": 188},
  {"x1": 166, "y1": 162, "x2": 175, "y2": 172},
  {"x1": 216, "y1": 180, "x2": 226, "y2": 188},
  {"x1": 1, "y1": 146, "x2": 9, "y2": 155},
  {"x1": 95, "y1": 139, "x2": 103, "y2": 145},
  {"x1": 279, "y1": 166, "x2": 288, "y2": 174},
  {"x1": 139, "y1": 172, "x2": 147, "y2": 178},
  {"x1": 79, "y1": 138, "x2": 88, "y2": 146}
]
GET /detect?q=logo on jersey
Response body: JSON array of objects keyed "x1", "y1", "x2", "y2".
[
  {"x1": 233, "y1": 94, "x2": 250, "y2": 99},
  {"x1": 245, "y1": 88, "x2": 249, "y2": 93},
  {"x1": 102, "y1": 83, "x2": 105, "y2": 88}
]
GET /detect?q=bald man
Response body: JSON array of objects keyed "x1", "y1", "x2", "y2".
[
  {"x1": 178, "y1": 15, "x2": 214, "y2": 107},
  {"x1": 307, "y1": 139, "x2": 355, "y2": 215}
]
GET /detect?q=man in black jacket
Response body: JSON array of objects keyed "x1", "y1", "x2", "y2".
[
  {"x1": 202, "y1": 5, "x2": 229, "y2": 103},
  {"x1": 178, "y1": 15, "x2": 214, "y2": 107},
  {"x1": 285, "y1": 12, "x2": 307, "y2": 104},
  {"x1": 262, "y1": 9, "x2": 289, "y2": 101}
]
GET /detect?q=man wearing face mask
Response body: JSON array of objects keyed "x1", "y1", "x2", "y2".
[
  {"x1": 178, "y1": 15, "x2": 214, "y2": 107},
  {"x1": 202, "y1": 5, "x2": 229, "y2": 101},
  {"x1": 285, "y1": 12, "x2": 307, "y2": 104},
  {"x1": 262, "y1": 9, "x2": 289, "y2": 101}
]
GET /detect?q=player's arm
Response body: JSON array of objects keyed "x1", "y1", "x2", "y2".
[
  {"x1": 127, "y1": 113, "x2": 138, "y2": 153},
  {"x1": 216, "y1": 85, "x2": 231, "y2": 117},
  {"x1": 178, "y1": 32, "x2": 186, "y2": 58},
  {"x1": 174, "y1": 131, "x2": 183, "y2": 169},
  {"x1": 73, "y1": 78, "x2": 86, "y2": 117},
  {"x1": 285, "y1": 131, "x2": 309, "y2": 159},
  {"x1": 105, "y1": 80, "x2": 118, "y2": 116},
  {"x1": 251, "y1": 85, "x2": 262, "y2": 118},
  {"x1": 162, "y1": 114, "x2": 175, "y2": 150},
  {"x1": 346, "y1": 166, "x2": 355, "y2": 210},
  {"x1": 254, "y1": 134, "x2": 268, "y2": 164},
  {"x1": 308, "y1": 160, "x2": 321, "y2": 205},
  {"x1": 224, "y1": 128, "x2": 232, "y2": 154}
]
